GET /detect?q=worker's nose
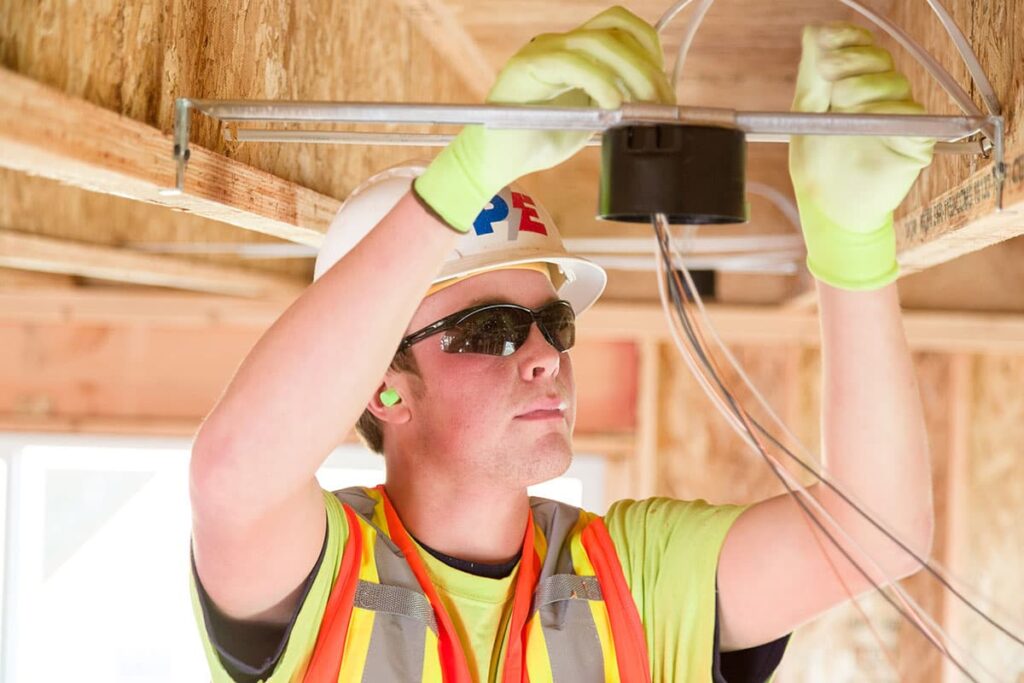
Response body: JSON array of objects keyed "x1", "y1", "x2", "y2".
[{"x1": 517, "y1": 323, "x2": 561, "y2": 381}]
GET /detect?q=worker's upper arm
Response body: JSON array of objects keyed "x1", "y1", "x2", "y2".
[
  {"x1": 190, "y1": 488, "x2": 349, "y2": 682},
  {"x1": 717, "y1": 484, "x2": 889, "y2": 651},
  {"x1": 190, "y1": 469, "x2": 330, "y2": 623}
]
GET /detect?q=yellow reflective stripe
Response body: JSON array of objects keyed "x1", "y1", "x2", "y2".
[
  {"x1": 357, "y1": 517, "x2": 380, "y2": 583},
  {"x1": 569, "y1": 512, "x2": 598, "y2": 576},
  {"x1": 525, "y1": 611, "x2": 555, "y2": 683},
  {"x1": 532, "y1": 515, "x2": 549, "y2": 564},
  {"x1": 333, "y1": 515, "x2": 380, "y2": 682},
  {"x1": 337, "y1": 606, "x2": 375, "y2": 682},
  {"x1": 422, "y1": 629, "x2": 442, "y2": 682},
  {"x1": 363, "y1": 486, "x2": 389, "y2": 533},
  {"x1": 587, "y1": 599, "x2": 620, "y2": 683}
]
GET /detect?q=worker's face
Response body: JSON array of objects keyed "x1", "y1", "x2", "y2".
[{"x1": 389, "y1": 268, "x2": 576, "y2": 489}]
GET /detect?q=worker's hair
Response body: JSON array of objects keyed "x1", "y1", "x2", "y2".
[{"x1": 354, "y1": 349, "x2": 421, "y2": 454}]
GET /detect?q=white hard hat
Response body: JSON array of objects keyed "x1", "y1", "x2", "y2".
[{"x1": 313, "y1": 163, "x2": 607, "y2": 315}]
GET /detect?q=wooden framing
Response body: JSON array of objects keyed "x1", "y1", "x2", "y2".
[
  {"x1": 0, "y1": 230, "x2": 305, "y2": 299},
  {"x1": 0, "y1": 69, "x2": 339, "y2": 247},
  {"x1": 633, "y1": 339, "x2": 660, "y2": 498},
  {"x1": 385, "y1": 0, "x2": 493, "y2": 98},
  {"x1": 3, "y1": 287, "x2": 1024, "y2": 354},
  {"x1": 2, "y1": 65, "x2": 1021, "y2": 293}
]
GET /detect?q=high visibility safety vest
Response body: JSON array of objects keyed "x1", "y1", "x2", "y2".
[{"x1": 302, "y1": 485, "x2": 651, "y2": 683}]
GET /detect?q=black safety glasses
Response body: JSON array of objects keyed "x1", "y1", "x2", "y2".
[{"x1": 399, "y1": 300, "x2": 576, "y2": 357}]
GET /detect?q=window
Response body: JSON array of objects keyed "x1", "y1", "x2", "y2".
[{"x1": 0, "y1": 435, "x2": 606, "y2": 683}]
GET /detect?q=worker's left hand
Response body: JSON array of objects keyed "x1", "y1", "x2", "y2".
[
  {"x1": 416, "y1": 6, "x2": 674, "y2": 233},
  {"x1": 789, "y1": 23, "x2": 936, "y2": 291}
]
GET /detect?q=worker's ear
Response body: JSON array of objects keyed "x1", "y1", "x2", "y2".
[{"x1": 366, "y1": 380, "x2": 411, "y2": 425}]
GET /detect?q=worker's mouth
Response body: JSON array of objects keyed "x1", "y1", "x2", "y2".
[
  {"x1": 515, "y1": 409, "x2": 565, "y2": 421},
  {"x1": 515, "y1": 399, "x2": 567, "y2": 421}
]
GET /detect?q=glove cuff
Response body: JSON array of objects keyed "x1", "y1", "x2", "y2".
[
  {"x1": 414, "y1": 127, "x2": 499, "y2": 234},
  {"x1": 796, "y1": 194, "x2": 900, "y2": 291}
]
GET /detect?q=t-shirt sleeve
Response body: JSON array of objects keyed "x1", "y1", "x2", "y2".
[
  {"x1": 603, "y1": 497, "x2": 788, "y2": 683},
  {"x1": 190, "y1": 489, "x2": 349, "y2": 683}
]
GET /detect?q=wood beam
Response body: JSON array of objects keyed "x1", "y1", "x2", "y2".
[
  {"x1": 5, "y1": 65, "x2": 1018, "y2": 285},
  {"x1": 385, "y1": 0, "x2": 492, "y2": 98},
  {"x1": 633, "y1": 339, "x2": 660, "y2": 498},
  {"x1": 3, "y1": 287, "x2": 1024, "y2": 354},
  {"x1": 897, "y1": 137, "x2": 1024, "y2": 274},
  {"x1": 0, "y1": 68, "x2": 339, "y2": 247},
  {"x1": 0, "y1": 230, "x2": 305, "y2": 299}
]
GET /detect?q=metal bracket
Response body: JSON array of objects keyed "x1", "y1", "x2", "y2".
[{"x1": 166, "y1": 99, "x2": 1001, "y2": 194}]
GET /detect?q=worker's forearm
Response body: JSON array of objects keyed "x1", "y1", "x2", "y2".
[
  {"x1": 192, "y1": 192, "x2": 460, "y2": 510},
  {"x1": 816, "y1": 280, "x2": 934, "y2": 575}
]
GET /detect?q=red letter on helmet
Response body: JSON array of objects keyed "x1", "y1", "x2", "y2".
[{"x1": 511, "y1": 192, "x2": 548, "y2": 236}]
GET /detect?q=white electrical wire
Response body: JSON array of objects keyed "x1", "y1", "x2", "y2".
[
  {"x1": 670, "y1": 0, "x2": 715, "y2": 91},
  {"x1": 654, "y1": 0, "x2": 696, "y2": 33},
  {"x1": 654, "y1": 215, "x2": 1012, "y2": 682},
  {"x1": 922, "y1": 0, "x2": 1000, "y2": 116},
  {"x1": 655, "y1": 0, "x2": 1000, "y2": 132}
]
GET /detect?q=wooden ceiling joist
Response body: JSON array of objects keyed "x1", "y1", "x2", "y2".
[
  {"x1": 0, "y1": 230, "x2": 305, "y2": 299},
  {"x1": 3, "y1": 287, "x2": 1023, "y2": 355},
  {"x1": 386, "y1": 0, "x2": 493, "y2": 98},
  {"x1": 897, "y1": 136, "x2": 1024, "y2": 274},
  {"x1": 1, "y1": 63, "x2": 1020, "y2": 287},
  {"x1": 0, "y1": 68, "x2": 339, "y2": 248}
]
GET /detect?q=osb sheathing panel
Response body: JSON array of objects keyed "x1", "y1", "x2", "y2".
[
  {"x1": 0, "y1": 0, "x2": 473, "y2": 196},
  {"x1": 0, "y1": 0, "x2": 475, "y2": 277},
  {"x1": 0, "y1": 0, "x2": 806, "y2": 291},
  {"x1": 963, "y1": 354, "x2": 1024, "y2": 679}
]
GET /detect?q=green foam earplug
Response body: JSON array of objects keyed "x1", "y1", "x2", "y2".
[{"x1": 379, "y1": 388, "x2": 401, "y2": 407}]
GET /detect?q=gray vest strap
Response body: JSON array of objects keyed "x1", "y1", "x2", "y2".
[
  {"x1": 534, "y1": 574, "x2": 603, "y2": 610},
  {"x1": 354, "y1": 579, "x2": 438, "y2": 634}
]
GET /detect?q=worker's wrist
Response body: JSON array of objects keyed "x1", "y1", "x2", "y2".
[
  {"x1": 797, "y1": 194, "x2": 899, "y2": 291},
  {"x1": 409, "y1": 182, "x2": 466, "y2": 235},
  {"x1": 415, "y1": 127, "x2": 499, "y2": 234}
]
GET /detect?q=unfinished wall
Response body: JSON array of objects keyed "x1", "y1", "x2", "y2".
[{"x1": 656, "y1": 342, "x2": 1022, "y2": 682}]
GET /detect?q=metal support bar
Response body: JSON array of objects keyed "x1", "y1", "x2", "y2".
[
  {"x1": 171, "y1": 98, "x2": 1003, "y2": 193},
  {"x1": 223, "y1": 126, "x2": 989, "y2": 156}
]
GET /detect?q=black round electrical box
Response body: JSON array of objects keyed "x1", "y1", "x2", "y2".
[{"x1": 598, "y1": 123, "x2": 748, "y2": 224}]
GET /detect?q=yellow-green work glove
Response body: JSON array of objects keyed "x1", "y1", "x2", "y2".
[
  {"x1": 789, "y1": 23, "x2": 936, "y2": 290},
  {"x1": 416, "y1": 6, "x2": 674, "y2": 232}
]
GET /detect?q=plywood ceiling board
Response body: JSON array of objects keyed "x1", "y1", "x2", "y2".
[{"x1": 0, "y1": 0, "x2": 477, "y2": 200}]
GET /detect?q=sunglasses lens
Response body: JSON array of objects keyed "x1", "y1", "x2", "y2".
[
  {"x1": 440, "y1": 308, "x2": 532, "y2": 356},
  {"x1": 538, "y1": 302, "x2": 575, "y2": 352}
]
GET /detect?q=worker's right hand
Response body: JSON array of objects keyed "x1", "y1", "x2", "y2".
[{"x1": 415, "y1": 6, "x2": 674, "y2": 232}]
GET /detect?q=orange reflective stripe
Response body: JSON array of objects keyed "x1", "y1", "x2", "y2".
[
  {"x1": 581, "y1": 518, "x2": 651, "y2": 683},
  {"x1": 303, "y1": 504, "x2": 363, "y2": 683},
  {"x1": 377, "y1": 486, "x2": 474, "y2": 683},
  {"x1": 499, "y1": 510, "x2": 539, "y2": 683}
]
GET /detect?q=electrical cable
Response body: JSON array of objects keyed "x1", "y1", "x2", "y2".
[
  {"x1": 651, "y1": 0, "x2": 1020, "y2": 663},
  {"x1": 653, "y1": 215, "x2": 1011, "y2": 682},
  {"x1": 669, "y1": 222, "x2": 1024, "y2": 651},
  {"x1": 654, "y1": 0, "x2": 696, "y2": 33},
  {"x1": 921, "y1": 0, "x2": 1000, "y2": 116},
  {"x1": 671, "y1": 0, "x2": 715, "y2": 92}
]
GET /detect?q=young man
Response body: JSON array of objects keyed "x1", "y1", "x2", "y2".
[{"x1": 190, "y1": 8, "x2": 935, "y2": 682}]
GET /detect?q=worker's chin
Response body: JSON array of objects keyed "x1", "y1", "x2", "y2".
[{"x1": 520, "y1": 432, "x2": 573, "y2": 486}]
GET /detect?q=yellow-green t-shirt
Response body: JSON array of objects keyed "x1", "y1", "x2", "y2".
[{"x1": 191, "y1": 490, "x2": 750, "y2": 683}]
